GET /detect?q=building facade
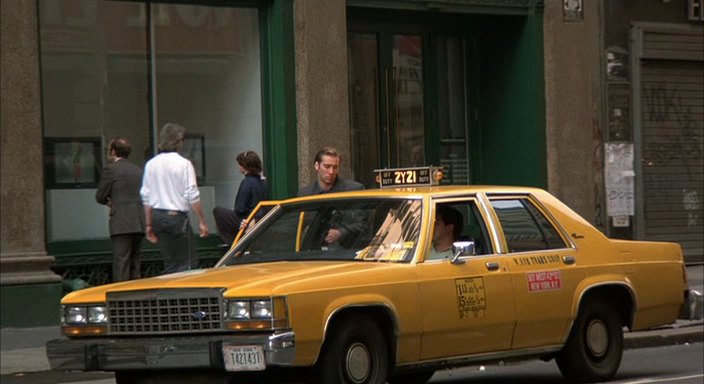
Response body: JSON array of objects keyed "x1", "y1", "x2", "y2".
[{"x1": 1, "y1": 0, "x2": 701, "y2": 327}]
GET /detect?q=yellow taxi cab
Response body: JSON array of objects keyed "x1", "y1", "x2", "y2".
[{"x1": 46, "y1": 166, "x2": 696, "y2": 384}]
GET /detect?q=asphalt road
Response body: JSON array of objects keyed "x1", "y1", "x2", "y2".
[
  {"x1": 428, "y1": 342, "x2": 704, "y2": 383},
  {"x1": 1, "y1": 342, "x2": 701, "y2": 384}
]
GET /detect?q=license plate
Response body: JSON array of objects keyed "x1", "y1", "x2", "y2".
[{"x1": 222, "y1": 345, "x2": 266, "y2": 371}]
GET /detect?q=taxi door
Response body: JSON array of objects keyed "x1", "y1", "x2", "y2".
[
  {"x1": 488, "y1": 196, "x2": 585, "y2": 349},
  {"x1": 416, "y1": 198, "x2": 517, "y2": 360},
  {"x1": 231, "y1": 200, "x2": 280, "y2": 247}
]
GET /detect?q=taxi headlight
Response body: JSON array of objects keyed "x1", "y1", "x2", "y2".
[
  {"x1": 227, "y1": 300, "x2": 251, "y2": 319},
  {"x1": 252, "y1": 300, "x2": 272, "y2": 318},
  {"x1": 64, "y1": 305, "x2": 108, "y2": 325},
  {"x1": 66, "y1": 306, "x2": 87, "y2": 325},
  {"x1": 88, "y1": 306, "x2": 108, "y2": 324},
  {"x1": 223, "y1": 297, "x2": 289, "y2": 330}
]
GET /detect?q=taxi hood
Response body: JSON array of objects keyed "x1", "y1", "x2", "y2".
[{"x1": 61, "y1": 261, "x2": 408, "y2": 304}]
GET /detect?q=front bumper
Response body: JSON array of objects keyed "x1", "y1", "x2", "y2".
[{"x1": 46, "y1": 331, "x2": 295, "y2": 371}]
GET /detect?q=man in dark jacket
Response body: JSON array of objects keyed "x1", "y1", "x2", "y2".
[
  {"x1": 297, "y1": 147, "x2": 364, "y2": 196},
  {"x1": 213, "y1": 151, "x2": 268, "y2": 246},
  {"x1": 96, "y1": 138, "x2": 145, "y2": 282},
  {"x1": 298, "y1": 147, "x2": 365, "y2": 246}
]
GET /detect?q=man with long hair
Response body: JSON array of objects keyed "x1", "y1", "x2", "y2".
[{"x1": 140, "y1": 123, "x2": 209, "y2": 274}]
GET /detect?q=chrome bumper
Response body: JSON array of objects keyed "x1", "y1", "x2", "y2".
[
  {"x1": 678, "y1": 289, "x2": 703, "y2": 320},
  {"x1": 46, "y1": 331, "x2": 295, "y2": 371}
]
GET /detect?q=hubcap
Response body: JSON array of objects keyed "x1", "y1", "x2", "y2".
[
  {"x1": 345, "y1": 342, "x2": 371, "y2": 383},
  {"x1": 586, "y1": 319, "x2": 609, "y2": 357}
]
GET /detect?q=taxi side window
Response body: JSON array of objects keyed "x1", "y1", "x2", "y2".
[
  {"x1": 490, "y1": 198, "x2": 567, "y2": 253},
  {"x1": 435, "y1": 201, "x2": 493, "y2": 255}
]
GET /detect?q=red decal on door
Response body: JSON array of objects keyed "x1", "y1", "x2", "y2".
[{"x1": 527, "y1": 270, "x2": 562, "y2": 292}]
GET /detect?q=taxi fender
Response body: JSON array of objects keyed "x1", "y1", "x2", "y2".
[
  {"x1": 570, "y1": 274, "x2": 636, "y2": 323},
  {"x1": 315, "y1": 293, "x2": 399, "y2": 356}
]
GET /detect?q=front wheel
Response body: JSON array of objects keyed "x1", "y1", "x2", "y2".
[
  {"x1": 556, "y1": 297, "x2": 624, "y2": 383},
  {"x1": 313, "y1": 314, "x2": 388, "y2": 384}
]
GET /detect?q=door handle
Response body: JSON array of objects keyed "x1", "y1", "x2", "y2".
[
  {"x1": 562, "y1": 256, "x2": 576, "y2": 265},
  {"x1": 485, "y1": 262, "x2": 500, "y2": 271}
]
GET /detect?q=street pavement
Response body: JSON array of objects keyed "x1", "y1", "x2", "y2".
[{"x1": 1, "y1": 265, "x2": 702, "y2": 383}]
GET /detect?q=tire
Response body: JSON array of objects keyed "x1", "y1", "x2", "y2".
[
  {"x1": 387, "y1": 370, "x2": 435, "y2": 384},
  {"x1": 556, "y1": 297, "x2": 624, "y2": 383},
  {"x1": 314, "y1": 314, "x2": 388, "y2": 384}
]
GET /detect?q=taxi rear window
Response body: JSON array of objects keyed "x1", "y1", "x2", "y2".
[{"x1": 490, "y1": 198, "x2": 567, "y2": 253}]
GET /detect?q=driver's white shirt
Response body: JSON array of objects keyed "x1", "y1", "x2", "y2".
[{"x1": 427, "y1": 245, "x2": 453, "y2": 260}]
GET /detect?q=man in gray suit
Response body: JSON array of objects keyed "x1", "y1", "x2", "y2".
[{"x1": 96, "y1": 138, "x2": 145, "y2": 282}]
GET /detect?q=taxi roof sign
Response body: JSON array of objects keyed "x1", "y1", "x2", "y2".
[{"x1": 375, "y1": 166, "x2": 444, "y2": 188}]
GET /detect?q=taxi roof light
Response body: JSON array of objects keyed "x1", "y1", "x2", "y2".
[{"x1": 374, "y1": 166, "x2": 444, "y2": 188}]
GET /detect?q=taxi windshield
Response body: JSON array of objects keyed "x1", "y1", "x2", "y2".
[{"x1": 219, "y1": 198, "x2": 423, "y2": 265}]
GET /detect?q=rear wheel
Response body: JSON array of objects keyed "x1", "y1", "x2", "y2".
[
  {"x1": 314, "y1": 314, "x2": 388, "y2": 384},
  {"x1": 556, "y1": 297, "x2": 624, "y2": 383}
]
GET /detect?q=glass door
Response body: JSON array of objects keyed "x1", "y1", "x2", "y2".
[
  {"x1": 348, "y1": 33, "x2": 380, "y2": 187},
  {"x1": 348, "y1": 32, "x2": 425, "y2": 187},
  {"x1": 349, "y1": 30, "x2": 472, "y2": 187},
  {"x1": 390, "y1": 34, "x2": 426, "y2": 168}
]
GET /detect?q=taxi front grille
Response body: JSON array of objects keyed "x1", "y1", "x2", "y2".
[{"x1": 107, "y1": 289, "x2": 223, "y2": 335}]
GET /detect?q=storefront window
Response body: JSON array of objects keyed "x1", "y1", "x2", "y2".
[{"x1": 39, "y1": 1, "x2": 262, "y2": 242}]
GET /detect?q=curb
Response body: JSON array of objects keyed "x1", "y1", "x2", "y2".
[{"x1": 624, "y1": 322, "x2": 704, "y2": 349}]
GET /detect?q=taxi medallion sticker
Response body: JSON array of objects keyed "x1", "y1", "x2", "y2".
[{"x1": 455, "y1": 277, "x2": 486, "y2": 319}]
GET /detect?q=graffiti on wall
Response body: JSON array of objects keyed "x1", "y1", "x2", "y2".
[
  {"x1": 643, "y1": 84, "x2": 703, "y2": 168},
  {"x1": 642, "y1": 82, "x2": 703, "y2": 231}
]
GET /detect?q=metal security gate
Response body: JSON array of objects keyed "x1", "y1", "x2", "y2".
[
  {"x1": 640, "y1": 61, "x2": 703, "y2": 264},
  {"x1": 634, "y1": 23, "x2": 704, "y2": 264}
]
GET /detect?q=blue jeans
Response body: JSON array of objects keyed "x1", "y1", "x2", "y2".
[{"x1": 152, "y1": 210, "x2": 198, "y2": 274}]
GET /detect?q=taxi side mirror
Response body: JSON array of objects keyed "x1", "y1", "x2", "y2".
[{"x1": 451, "y1": 241, "x2": 475, "y2": 265}]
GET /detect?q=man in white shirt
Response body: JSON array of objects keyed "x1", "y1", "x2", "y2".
[
  {"x1": 427, "y1": 205, "x2": 463, "y2": 260},
  {"x1": 141, "y1": 123, "x2": 209, "y2": 274}
]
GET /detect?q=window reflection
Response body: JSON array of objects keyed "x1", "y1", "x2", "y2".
[
  {"x1": 393, "y1": 35, "x2": 424, "y2": 168},
  {"x1": 38, "y1": 1, "x2": 262, "y2": 241},
  {"x1": 490, "y1": 199, "x2": 567, "y2": 253},
  {"x1": 221, "y1": 199, "x2": 423, "y2": 265}
]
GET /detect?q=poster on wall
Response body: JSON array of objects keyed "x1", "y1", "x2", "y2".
[
  {"x1": 44, "y1": 137, "x2": 102, "y2": 188},
  {"x1": 563, "y1": 0, "x2": 583, "y2": 22},
  {"x1": 605, "y1": 142, "x2": 635, "y2": 217}
]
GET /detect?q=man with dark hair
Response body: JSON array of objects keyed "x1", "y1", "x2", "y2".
[
  {"x1": 428, "y1": 205, "x2": 464, "y2": 260},
  {"x1": 298, "y1": 147, "x2": 365, "y2": 245},
  {"x1": 96, "y1": 137, "x2": 145, "y2": 282},
  {"x1": 141, "y1": 123, "x2": 209, "y2": 274},
  {"x1": 297, "y1": 147, "x2": 365, "y2": 246},
  {"x1": 297, "y1": 147, "x2": 364, "y2": 196}
]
